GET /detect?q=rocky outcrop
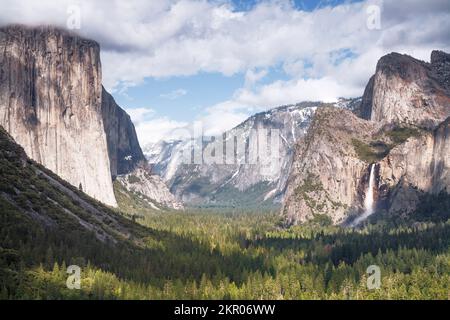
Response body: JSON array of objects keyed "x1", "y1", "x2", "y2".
[
  {"x1": 282, "y1": 107, "x2": 380, "y2": 224},
  {"x1": 378, "y1": 117, "x2": 450, "y2": 214},
  {"x1": 282, "y1": 109, "x2": 450, "y2": 225},
  {"x1": 283, "y1": 50, "x2": 450, "y2": 225},
  {"x1": 360, "y1": 51, "x2": 450, "y2": 128},
  {"x1": 359, "y1": 50, "x2": 449, "y2": 216},
  {"x1": 101, "y1": 87, "x2": 146, "y2": 178},
  {"x1": 0, "y1": 25, "x2": 181, "y2": 210},
  {"x1": 0, "y1": 25, "x2": 117, "y2": 206},
  {"x1": 116, "y1": 166, "x2": 183, "y2": 210}
]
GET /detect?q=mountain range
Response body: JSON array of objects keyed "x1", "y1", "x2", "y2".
[
  {"x1": 0, "y1": 25, "x2": 449, "y2": 227},
  {"x1": 146, "y1": 50, "x2": 449, "y2": 225},
  {"x1": 145, "y1": 98, "x2": 361, "y2": 208}
]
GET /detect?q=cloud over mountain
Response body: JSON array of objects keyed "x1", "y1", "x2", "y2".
[{"x1": 2, "y1": 0, "x2": 449, "y2": 140}]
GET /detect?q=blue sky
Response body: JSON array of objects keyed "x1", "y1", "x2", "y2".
[
  {"x1": 114, "y1": 0, "x2": 365, "y2": 125},
  {"x1": 114, "y1": 64, "x2": 292, "y2": 124},
  {"x1": 232, "y1": 0, "x2": 364, "y2": 11},
  {"x1": 1, "y1": 0, "x2": 449, "y2": 144},
  {"x1": 115, "y1": 72, "x2": 244, "y2": 123}
]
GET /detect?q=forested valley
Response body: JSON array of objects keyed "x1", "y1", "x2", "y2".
[
  {"x1": 1, "y1": 124, "x2": 449, "y2": 300},
  {"x1": 2, "y1": 205, "x2": 449, "y2": 299}
]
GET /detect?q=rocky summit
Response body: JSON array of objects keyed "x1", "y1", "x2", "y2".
[
  {"x1": 0, "y1": 25, "x2": 116, "y2": 206},
  {"x1": 0, "y1": 25, "x2": 181, "y2": 209},
  {"x1": 283, "y1": 51, "x2": 450, "y2": 225},
  {"x1": 359, "y1": 51, "x2": 450, "y2": 128}
]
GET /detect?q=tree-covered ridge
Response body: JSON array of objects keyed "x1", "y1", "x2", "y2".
[{"x1": 0, "y1": 125, "x2": 449, "y2": 300}]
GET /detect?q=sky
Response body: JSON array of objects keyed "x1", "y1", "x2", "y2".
[{"x1": 0, "y1": 0, "x2": 449, "y2": 146}]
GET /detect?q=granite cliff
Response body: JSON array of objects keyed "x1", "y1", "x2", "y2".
[
  {"x1": 145, "y1": 99, "x2": 360, "y2": 208},
  {"x1": 283, "y1": 51, "x2": 450, "y2": 225},
  {"x1": 0, "y1": 25, "x2": 116, "y2": 206},
  {"x1": 0, "y1": 25, "x2": 181, "y2": 209},
  {"x1": 101, "y1": 87, "x2": 146, "y2": 178},
  {"x1": 360, "y1": 51, "x2": 450, "y2": 127}
]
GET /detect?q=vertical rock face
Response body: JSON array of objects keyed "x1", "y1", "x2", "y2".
[
  {"x1": 145, "y1": 102, "x2": 323, "y2": 207},
  {"x1": 282, "y1": 107, "x2": 379, "y2": 224},
  {"x1": 0, "y1": 25, "x2": 181, "y2": 210},
  {"x1": 378, "y1": 117, "x2": 450, "y2": 214},
  {"x1": 360, "y1": 51, "x2": 450, "y2": 128},
  {"x1": 357, "y1": 51, "x2": 449, "y2": 217},
  {"x1": 283, "y1": 51, "x2": 450, "y2": 225},
  {"x1": 0, "y1": 25, "x2": 117, "y2": 207},
  {"x1": 100, "y1": 86, "x2": 182, "y2": 210},
  {"x1": 282, "y1": 108, "x2": 450, "y2": 225},
  {"x1": 101, "y1": 87, "x2": 146, "y2": 178}
]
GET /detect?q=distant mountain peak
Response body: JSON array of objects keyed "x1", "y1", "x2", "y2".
[{"x1": 145, "y1": 99, "x2": 360, "y2": 208}]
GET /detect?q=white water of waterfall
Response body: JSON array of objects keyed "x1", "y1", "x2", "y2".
[{"x1": 351, "y1": 163, "x2": 376, "y2": 227}]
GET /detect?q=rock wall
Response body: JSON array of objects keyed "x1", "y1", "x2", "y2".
[
  {"x1": 0, "y1": 25, "x2": 117, "y2": 206},
  {"x1": 282, "y1": 107, "x2": 379, "y2": 224},
  {"x1": 378, "y1": 117, "x2": 450, "y2": 214},
  {"x1": 101, "y1": 87, "x2": 146, "y2": 178},
  {"x1": 360, "y1": 51, "x2": 450, "y2": 128},
  {"x1": 283, "y1": 51, "x2": 450, "y2": 225},
  {"x1": 0, "y1": 25, "x2": 182, "y2": 210},
  {"x1": 101, "y1": 86, "x2": 183, "y2": 210}
]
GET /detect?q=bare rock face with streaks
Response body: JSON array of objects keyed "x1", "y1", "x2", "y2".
[
  {"x1": 283, "y1": 51, "x2": 450, "y2": 225},
  {"x1": 100, "y1": 86, "x2": 183, "y2": 210},
  {"x1": 378, "y1": 117, "x2": 450, "y2": 214},
  {"x1": 0, "y1": 25, "x2": 117, "y2": 206},
  {"x1": 0, "y1": 25, "x2": 181, "y2": 210},
  {"x1": 116, "y1": 166, "x2": 183, "y2": 210},
  {"x1": 101, "y1": 87, "x2": 146, "y2": 179},
  {"x1": 282, "y1": 107, "x2": 380, "y2": 224},
  {"x1": 360, "y1": 51, "x2": 450, "y2": 128}
]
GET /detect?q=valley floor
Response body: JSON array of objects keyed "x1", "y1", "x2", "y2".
[{"x1": 1, "y1": 205, "x2": 449, "y2": 300}]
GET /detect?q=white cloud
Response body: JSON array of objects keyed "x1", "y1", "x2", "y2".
[
  {"x1": 125, "y1": 108, "x2": 155, "y2": 125},
  {"x1": 1, "y1": 0, "x2": 449, "y2": 141},
  {"x1": 160, "y1": 88, "x2": 188, "y2": 100},
  {"x1": 237, "y1": 77, "x2": 361, "y2": 106},
  {"x1": 2, "y1": 0, "x2": 449, "y2": 92},
  {"x1": 125, "y1": 107, "x2": 189, "y2": 145},
  {"x1": 244, "y1": 69, "x2": 268, "y2": 88},
  {"x1": 198, "y1": 100, "x2": 250, "y2": 136},
  {"x1": 194, "y1": 73, "x2": 363, "y2": 137},
  {"x1": 132, "y1": 116, "x2": 189, "y2": 146}
]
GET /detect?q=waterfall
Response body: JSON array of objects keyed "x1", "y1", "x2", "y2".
[{"x1": 351, "y1": 163, "x2": 376, "y2": 227}]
